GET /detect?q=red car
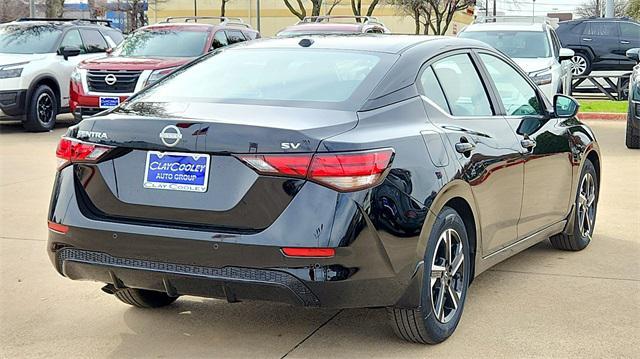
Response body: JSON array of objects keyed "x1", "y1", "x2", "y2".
[
  {"x1": 277, "y1": 16, "x2": 390, "y2": 36},
  {"x1": 70, "y1": 16, "x2": 259, "y2": 121}
]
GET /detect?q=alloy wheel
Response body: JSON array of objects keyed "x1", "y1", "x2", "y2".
[
  {"x1": 430, "y1": 228, "x2": 464, "y2": 324},
  {"x1": 570, "y1": 55, "x2": 587, "y2": 76},
  {"x1": 36, "y1": 93, "x2": 54, "y2": 124},
  {"x1": 577, "y1": 172, "x2": 596, "y2": 238}
]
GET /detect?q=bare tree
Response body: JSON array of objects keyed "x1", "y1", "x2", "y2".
[
  {"x1": 391, "y1": 0, "x2": 473, "y2": 35},
  {"x1": 220, "y1": 0, "x2": 232, "y2": 17},
  {"x1": 0, "y1": 0, "x2": 29, "y2": 22},
  {"x1": 351, "y1": 0, "x2": 381, "y2": 19},
  {"x1": 576, "y1": 0, "x2": 627, "y2": 17},
  {"x1": 282, "y1": 0, "x2": 346, "y2": 20}
]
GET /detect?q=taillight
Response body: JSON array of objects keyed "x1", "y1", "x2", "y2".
[
  {"x1": 282, "y1": 247, "x2": 335, "y2": 258},
  {"x1": 236, "y1": 148, "x2": 394, "y2": 192},
  {"x1": 55, "y1": 137, "x2": 113, "y2": 169}
]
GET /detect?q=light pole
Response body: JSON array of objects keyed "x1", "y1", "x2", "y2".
[
  {"x1": 194, "y1": 0, "x2": 197, "y2": 16},
  {"x1": 256, "y1": 0, "x2": 261, "y2": 32},
  {"x1": 29, "y1": 0, "x2": 35, "y2": 17},
  {"x1": 532, "y1": 0, "x2": 536, "y2": 18}
]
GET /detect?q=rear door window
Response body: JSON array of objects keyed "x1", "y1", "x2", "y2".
[
  {"x1": 79, "y1": 28, "x2": 108, "y2": 53},
  {"x1": 102, "y1": 29, "x2": 124, "y2": 46},
  {"x1": 584, "y1": 22, "x2": 618, "y2": 37},
  {"x1": 431, "y1": 54, "x2": 493, "y2": 117},
  {"x1": 419, "y1": 66, "x2": 450, "y2": 114},
  {"x1": 225, "y1": 30, "x2": 246, "y2": 45}
]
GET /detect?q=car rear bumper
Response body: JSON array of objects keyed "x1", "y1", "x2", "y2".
[{"x1": 47, "y1": 167, "x2": 428, "y2": 309}]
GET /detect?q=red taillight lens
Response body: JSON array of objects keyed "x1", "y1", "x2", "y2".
[
  {"x1": 236, "y1": 154, "x2": 312, "y2": 177},
  {"x1": 308, "y1": 150, "x2": 394, "y2": 191},
  {"x1": 56, "y1": 137, "x2": 113, "y2": 169},
  {"x1": 47, "y1": 220, "x2": 69, "y2": 234},
  {"x1": 236, "y1": 149, "x2": 394, "y2": 192},
  {"x1": 282, "y1": 247, "x2": 335, "y2": 258}
]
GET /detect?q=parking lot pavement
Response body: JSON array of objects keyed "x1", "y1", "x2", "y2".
[{"x1": 0, "y1": 118, "x2": 638, "y2": 358}]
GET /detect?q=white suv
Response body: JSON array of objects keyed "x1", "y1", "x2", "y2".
[
  {"x1": 0, "y1": 18, "x2": 123, "y2": 131},
  {"x1": 458, "y1": 17, "x2": 574, "y2": 101}
]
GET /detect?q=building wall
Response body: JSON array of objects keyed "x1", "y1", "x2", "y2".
[{"x1": 147, "y1": 0, "x2": 474, "y2": 37}]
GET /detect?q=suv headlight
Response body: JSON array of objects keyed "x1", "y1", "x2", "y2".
[
  {"x1": 0, "y1": 62, "x2": 28, "y2": 79},
  {"x1": 70, "y1": 68, "x2": 82, "y2": 82},
  {"x1": 529, "y1": 68, "x2": 553, "y2": 86},
  {"x1": 145, "y1": 67, "x2": 178, "y2": 87}
]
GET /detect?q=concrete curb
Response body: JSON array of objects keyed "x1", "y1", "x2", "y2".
[{"x1": 577, "y1": 112, "x2": 626, "y2": 121}]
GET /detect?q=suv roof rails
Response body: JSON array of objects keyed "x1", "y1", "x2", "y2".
[
  {"x1": 16, "y1": 17, "x2": 112, "y2": 27},
  {"x1": 162, "y1": 16, "x2": 251, "y2": 28},
  {"x1": 474, "y1": 15, "x2": 558, "y2": 28},
  {"x1": 297, "y1": 15, "x2": 385, "y2": 27}
]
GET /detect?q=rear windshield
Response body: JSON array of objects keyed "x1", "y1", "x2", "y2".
[
  {"x1": 133, "y1": 48, "x2": 394, "y2": 109},
  {"x1": 0, "y1": 24, "x2": 62, "y2": 54},
  {"x1": 113, "y1": 29, "x2": 209, "y2": 57},
  {"x1": 459, "y1": 30, "x2": 551, "y2": 58}
]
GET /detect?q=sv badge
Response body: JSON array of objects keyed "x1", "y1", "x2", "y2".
[{"x1": 281, "y1": 142, "x2": 301, "y2": 150}]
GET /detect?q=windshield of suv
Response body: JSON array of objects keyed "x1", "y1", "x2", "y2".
[
  {"x1": 0, "y1": 24, "x2": 62, "y2": 54},
  {"x1": 113, "y1": 29, "x2": 209, "y2": 57},
  {"x1": 459, "y1": 30, "x2": 551, "y2": 58},
  {"x1": 132, "y1": 48, "x2": 394, "y2": 109}
]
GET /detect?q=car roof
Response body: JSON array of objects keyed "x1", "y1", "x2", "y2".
[
  {"x1": 142, "y1": 22, "x2": 257, "y2": 33},
  {"x1": 1, "y1": 20, "x2": 102, "y2": 29},
  {"x1": 234, "y1": 34, "x2": 485, "y2": 54},
  {"x1": 463, "y1": 22, "x2": 546, "y2": 32}
]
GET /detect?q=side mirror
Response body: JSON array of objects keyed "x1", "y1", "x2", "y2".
[
  {"x1": 554, "y1": 94, "x2": 579, "y2": 118},
  {"x1": 626, "y1": 48, "x2": 640, "y2": 62},
  {"x1": 58, "y1": 46, "x2": 81, "y2": 60},
  {"x1": 559, "y1": 48, "x2": 575, "y2": 61}
]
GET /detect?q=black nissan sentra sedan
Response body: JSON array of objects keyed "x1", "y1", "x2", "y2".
[{"x1": 48, "y1": 35, "x2": 601, "y2": 344}]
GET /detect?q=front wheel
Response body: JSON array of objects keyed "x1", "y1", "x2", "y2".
[
  {"x1": 22, "y1": 84, "x2": 57, "y2": 132},
  {"x1": 388, "y1": 206, "x2": 471, "y2": 344},
  {"x1": 550, "y1": 159, "x2": 598, "y2": 250},
  {"x1": 626, "y1": 108, "x2": 640, "y2": 149}
]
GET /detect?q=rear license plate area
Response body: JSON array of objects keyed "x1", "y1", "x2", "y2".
[{"x1": 143, "y1": 151, "x2": 210, "y2": 192}]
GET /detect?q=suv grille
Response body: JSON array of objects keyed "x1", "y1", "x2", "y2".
[{"x1": 87, "y1": 70, "x2": 142, "y2": 93}]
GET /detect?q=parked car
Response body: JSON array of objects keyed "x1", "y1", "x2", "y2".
[
  {"x1": 70, "y1": 16, "x2": 259, "y2": 122},
  {"x1": 626, "y1": 48, "x2": 640, "y2": 149},
  {"x1": 277, "y1": 15, "x2": 390, "y2": 36},
  {"x1": 556, "y1": 17, "x2": 640, "y2": 76},
  {"x1": 458, "y1": 17, "x2": 574, "y2": 101},
  {"x1": 48, "y1": 34, "x2": 601, "y2": 344},
  {"x1": 0, "y1": 18, "x2": 123, "y2": 131}
]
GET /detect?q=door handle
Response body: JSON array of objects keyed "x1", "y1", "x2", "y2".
[
  {"x1": 521, "y1": 139, "x2": 536, "y2": 149},
  {"x1": 621, "y1": 40, "x2": 630, "y2": 44},
  {"x1": 582, "y1": 38, "x2": 592, "y2": 41},
  {"x1": 455, "y1": 142, "x2": 475, "y2": 154}
]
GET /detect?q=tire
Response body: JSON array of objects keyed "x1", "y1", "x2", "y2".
[
  {"x1": 113, "y1": 288, "x2": 179, "y2": 308},
  {"x1": 570, "y1": 53, "x2": 592, "y2": 77},
  {"x1": 388, "y1": 206, "x2": 471, "y2": 344},
  {"x1": 22, "y1": 84, "x2": 57, "y2": 132},
  {"x1": 550, "y1": 159, "x2": 598, "y2": 251},
  {"x1": 625, "y1": 106, "x2": 640, "y2": 149}
]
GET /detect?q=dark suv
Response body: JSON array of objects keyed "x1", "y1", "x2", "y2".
[{"x1": 557, "y1": 17, "x2": 640, "y2": 76}]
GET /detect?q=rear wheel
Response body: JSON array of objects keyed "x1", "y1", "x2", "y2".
[
  {"x1": 388, "y1": 206, "x2": 471, "y2": 344},
  {"x1": 550, "y1": 159, "x2": 598, "y2": 251},
  {"x1": 113, "y1": 288, "x2": 178, "y2": 308},
  {"x1": 23, "y1": 84, "x2": 57, "y2": 132},
  {"x1": 570, "y1": 53, "x2": 591, "y2": 77}
]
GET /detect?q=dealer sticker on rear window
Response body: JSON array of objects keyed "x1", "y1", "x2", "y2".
[{"x1": 143, "y1": 151, "x2": 210, "y2": 192}]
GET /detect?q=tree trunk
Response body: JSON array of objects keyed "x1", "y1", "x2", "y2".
[
  {"x1": 221, "y1": 0, "x2": 226, "y2": 16},
  {"x1": 45, "y1": 0, "x2": 65, "y2": 17},
  {"x1": 414, "y1": 8, "x2": 420, "y2": 34}
]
